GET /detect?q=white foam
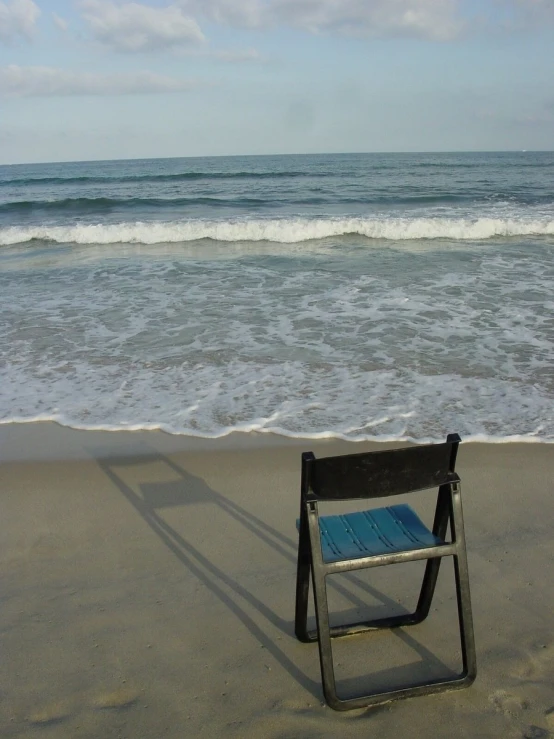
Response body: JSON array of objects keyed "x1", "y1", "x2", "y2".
[
  {"x1": 2, "y1": 222, "x2": 553, "y2": 443},
  {"x1": 0, "y1": 415, "x2": 550, "y2": 444},
  {"x1": 2, "y1": 215, "x2": 554, "y2": 245},
  {"x1": 1, "y1": 353, "x2": 552, "y2": 442}
]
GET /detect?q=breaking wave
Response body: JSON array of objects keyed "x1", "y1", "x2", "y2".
[{"x1": 1, "y1": 215, "x2": 554, "y2": 246}]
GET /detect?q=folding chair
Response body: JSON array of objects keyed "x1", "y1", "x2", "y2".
[{"x1": 295, "y1": 434, "x2": 476, "y2": 711}]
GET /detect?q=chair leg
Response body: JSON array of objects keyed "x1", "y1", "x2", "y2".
[
  {"x1": 295, "y1": 549, "x2": 312, "y2": 643},
  {"x1": 310, "y1": 566, "x2": 341, "y2": 709},
  {"x1": 414, "y1": 485, "x2": 451, "y2": 623},
  {"x1": 413, "y1": 557, "x2": 443, "y2": 624},
  {"x1": 450, "y1": 490, "x2": 477, "y2": 680},
  {"x1": 453, "y1": 551, "x2": 477, "y2": 680}
]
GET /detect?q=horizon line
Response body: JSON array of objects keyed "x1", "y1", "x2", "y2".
[{"x1": 1, "y1": 149, "x2": 552, "y2": 167}]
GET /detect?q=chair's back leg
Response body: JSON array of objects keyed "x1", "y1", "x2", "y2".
[
  {"x1": 295, "y1": 533, "x2": 312, "y2": 642},
  {"x1": 296, "y1": 452, "x2": 315, "y2": 642},
  {"x1": 415, "y1": 484, "x2": 451, "y2": 622}
]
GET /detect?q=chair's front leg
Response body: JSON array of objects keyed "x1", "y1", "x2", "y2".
[
  {"x1": 306, "y1": 504, "x2": 342, "y2": 706},
  {"x1": 450, "y1": 484, "x2": 477, "y2": 681},
  {"x1": 311, "y1": 567, "x2": 341, "y2": 708}
]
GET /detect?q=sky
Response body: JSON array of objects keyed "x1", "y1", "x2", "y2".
[{"x1": 0, "y1": 0, "x2": 553, "y2": 163}]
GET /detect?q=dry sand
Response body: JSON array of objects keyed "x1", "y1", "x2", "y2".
[{"x1": 1, "y1": 422, "x2": 553, "y2": 739}]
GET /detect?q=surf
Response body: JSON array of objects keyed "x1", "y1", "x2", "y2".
[{"x1": 1, "y1": 215, "x2": 554, "y2": 246}]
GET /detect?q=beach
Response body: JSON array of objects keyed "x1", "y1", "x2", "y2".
[{"x1": 1, "y1": 422, "x2": 553, "y2": 738}]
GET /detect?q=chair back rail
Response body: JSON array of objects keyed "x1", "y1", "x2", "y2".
[{"x1": 306, "y1": 441, "x2": 459, "y2": 500}]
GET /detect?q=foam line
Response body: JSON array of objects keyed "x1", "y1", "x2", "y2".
[{"x1": 2, "y1": 216, "x2": 554, "y2": 246}]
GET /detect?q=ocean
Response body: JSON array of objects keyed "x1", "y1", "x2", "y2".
[{"x1": 1, "y1": 151, "x2": 553, "y2": 442}]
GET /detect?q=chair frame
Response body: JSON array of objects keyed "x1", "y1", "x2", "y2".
[{"x1": 295, "y1": 434, "x2": 476, "y2": 711}]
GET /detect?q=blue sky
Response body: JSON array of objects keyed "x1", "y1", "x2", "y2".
[{"x1": 0, "y1": 0, "x2": 553, "y2": 163}]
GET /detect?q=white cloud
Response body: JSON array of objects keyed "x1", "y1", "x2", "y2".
[
  {"x1": 180, "y1": 0, "x2": 263, "y2": 28},
  {"x1": 80, "y1": 0, "x2": 205, "y2": 52},
  {"x1": 0, "y1": 64, "x2": 198, "y2": 96},
  {"x1": 0, "y1": 0, "x2": 40, "y2": 43},
  {"x1": 180, "y1": 0, "x2": 463, "y2": 40},
  {"x1": 272, "y1": 0, "x2": 463, "y2": 40}
]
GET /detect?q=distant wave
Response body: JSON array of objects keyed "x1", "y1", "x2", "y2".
[
  {"x1": 0, "y1": 196, "x2": 275, "y2": 214},
  {"x1": 2, "y1": 215, "x2": 554, "y2": 245},
  {"x1": 0, "y1": 170, "x2": 326, "y2": 187},
  {"x1": 2, "y1": 157, "x2": 553, "y2": 188},
  {"x1": 0, "y1": 193, "x2": 538, "y2": 216},
  {"x1": 1, "y1": 192, "x2": 550, "y2": 215},
  {"x1": 411, "y1": 160, "x2": 554, "y2": 169}
]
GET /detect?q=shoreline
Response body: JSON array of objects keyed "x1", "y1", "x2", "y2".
[
  {"x1": 0, "y1": 420, "x2": 376, "y2": 462},
  {"x1": 0, "y1": 419, "x2": 552, "y2": 463}
]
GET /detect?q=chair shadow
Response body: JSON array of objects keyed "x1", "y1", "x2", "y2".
[{"x1": 89, "y1": 442, "x2": 451, "y2": 704}]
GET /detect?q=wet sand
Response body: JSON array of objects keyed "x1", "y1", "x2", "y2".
[{"x1": 1, "y1": 423, "x2": 553, "y2": 738}]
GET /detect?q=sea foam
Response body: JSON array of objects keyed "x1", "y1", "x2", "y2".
[{"x1": 1, "y1": 215, "x2": 554, "y2": 246}]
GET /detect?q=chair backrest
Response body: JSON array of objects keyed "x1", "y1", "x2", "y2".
[{"x1": 304, "y1": 435, "x2": 460, "y2": 501}]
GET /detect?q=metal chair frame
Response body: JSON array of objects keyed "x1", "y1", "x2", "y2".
[{"x1": 294, "y1": 434, "x2": 476, "y2": 711}]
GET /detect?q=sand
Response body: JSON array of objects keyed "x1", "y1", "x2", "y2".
[{"x1": 1, "y1": 422, "x2": 553, "y2": 739}]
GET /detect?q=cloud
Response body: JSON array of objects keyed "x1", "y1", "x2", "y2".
[
  {"x1": 181, "y1": 0, "x2": 263, "y2": 29},
  {"x1": 180, "y1": 0, "x2": 464, "y2": 40},
  {"x1": 272, "y1": 0, "x2": 463, "y2": 40},
  {"x1": 0, "y1": 0, "x2": 40, "y2": 43},
  {"x1": 0, "y1": 64, "x2": 198, "y2": 96},
  {"x1": 80, "y1": 0, "x2": 205, "y2": 52}
]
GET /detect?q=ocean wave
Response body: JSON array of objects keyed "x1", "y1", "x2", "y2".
[
  {"x1": 1, "y1": 215, "x2": 554, "y2": 246},
  {"x1": 1, "y1": 192, "x2": 549, "y2": 215},
  {"x1": 0, "y1": 170, "x2": 323, "y2": 187},
  {"x1": 0, "y1": 195, "x2": 275, "y2": 214},
  {"x1": 411, "y1": 160, "x2": 554, "y2": 169}
]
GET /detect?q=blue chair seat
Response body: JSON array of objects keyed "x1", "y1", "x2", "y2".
[{"x1": 299, "y1": 504, "x2": 443, "y2": 563}]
